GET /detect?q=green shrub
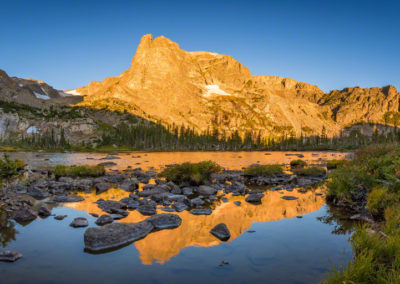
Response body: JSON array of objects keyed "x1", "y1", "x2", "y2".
[
  {"x1": 0, "y1": 154, "x2": 24, "y2": 180},
  {"x1": 293, "y1": 166, "x2": 326, "y2": 177},
  {"x1": 290, "y1": 159, "x2": 307, "y2": 169},
  {"x1": 367, "y1": 186, "x2": 393, "y2": 218},
  {"x1": 243, "y1": 164, "x2": 283, "y2": 176},
  {"x1": 326, "y1": 159, "x2": 348, "y2": 170},
  {"x1": 158, "y1": 160, "x2": 222, "y2": 185},
  {"x1": 54, "y1": 165, "x2": 105, "y2": 178}
]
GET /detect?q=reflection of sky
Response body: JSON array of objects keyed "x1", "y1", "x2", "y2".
[{"x1": 1, "y1": 204, "x2": 353, "y2": 284}]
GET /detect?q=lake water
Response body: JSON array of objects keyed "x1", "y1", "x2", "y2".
[{"x1": 0, "y1": 151, "x2": 354, "y2": 284}]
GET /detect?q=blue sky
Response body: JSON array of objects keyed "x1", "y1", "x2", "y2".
[{"x1": 1, "y1": 0, "x2": 399, "y2": 92}]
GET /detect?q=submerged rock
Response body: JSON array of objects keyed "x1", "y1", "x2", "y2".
[
  {"x1": 281, "y1": 196, "x2": 299, "y2": 200},
  {"x1": 70, "y1": 217, "x2": 89, "y2": 228},
  {"x1": 54, "y1": 215, "x2": 67, "y2": 220},
  {"x1": 146, "y1": 213, "x2": 182, "y2": 230},
  {"x1": 0, "y1": 251, "x2": 23, "y2": 262},
  {"x1": 97, "y1": 162, "x2": 117, "y2": 167},
  {"x1": 210, "y1": 223, "x2": 231, "y2": 241},
  {"x1": 84, "y1": 221, "x2": 154, "y2": 252}
]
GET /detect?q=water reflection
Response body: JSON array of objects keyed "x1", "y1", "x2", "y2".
[
  {"x1": 4, "y1": 151, "x2": 350, "y2": 171},
  {"x1": 317, "y1": 204, "x2": 356, "y2": 235},
  {"x1": 65, "y1": 188, "x2": 325, "y2": 265},
  {"x1": 0, "y1": 209, "x2": 18, "y2": 247}
]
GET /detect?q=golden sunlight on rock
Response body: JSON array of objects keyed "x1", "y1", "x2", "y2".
[{"x1": 65, "y1": 188, "x2": 325, "y2": 265}]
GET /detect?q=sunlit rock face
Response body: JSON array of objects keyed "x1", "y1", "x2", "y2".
[
  {"x1": 76, "y1": 34, "x2": 340, "y2": 137},
  {"x1": 65, "y1": 188, "x2": 324, "y2": 265}
]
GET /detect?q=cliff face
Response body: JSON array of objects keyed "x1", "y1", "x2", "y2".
[{"x1": 76, "y1": 34, "x2": 339, "y2": 137}]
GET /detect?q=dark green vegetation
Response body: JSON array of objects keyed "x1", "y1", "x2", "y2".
[
  {"x1": 243, "y1": 164, "x2": 283, "y2": 176},
  {"x1": 325, "y1": 144, "x2": 400, "y2": 283},
  {"x1": 3, "y1": 101, "x2": 400, "y2": 152},
  {"x1": 290, "y1": 159, "x2": 307, "y2": 168},
  {"x1": 326, "y1": 159, "x2": 348, "y2": 170},
  {"x1": 293, "y1": 166, "x2": 326, "y2": 177},
  {"x1": 0, "y1": 154, "x2": 24, "y2": 180},
  {"x1": 54, "y1": 165, "x2": 105, "y2": 178},
  {"x1": 158, "y1": 161, "x2": 221, "y2": 186}
]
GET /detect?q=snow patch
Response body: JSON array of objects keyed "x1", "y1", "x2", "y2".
[
  {"x1": 40, "y1": 86, "x2": 48, "y2": 96},
  {"x1": 65, "y1": 89, "x2": 81, "y2": 96},
  {"x1": 26, "y1": 126, "x2": 38, "y2": 134},
  {"x1": 58, "y1": 91, "x2": 72, "y2": 97},
  {"x1": 203, "y1": 85, "x2": 232, "y2": 97},
  {"x1": 33, "y1": 92, "x2": 50, "y2": 100},
  {"x1": 18, "y1": 83, "x2": 23, "y2": 87}
]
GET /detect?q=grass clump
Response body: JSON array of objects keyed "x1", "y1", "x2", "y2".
[
  {"x1": 243, "y1": 164, "x2": 283, "y2": 177},
  {"x1": 326, "y1": 159, "x2": 348, "y2": 170},
  {"x1": 293, "y1": 166, "x2": 326, "y2": 177},
  {"x1": 0, "y1": 154, "x2": 24, "y2": 180},
  {"x1": 367, "y1": 186, "x2": 394, "y2": 219},
  {"x1": 290, "y1": 159, "x2": 307, "y2": 169},
  {"x1": 54, "y1": 165, "x2": 105, "y2": 178},
  {"x1": 158, "y1": 160, "x2": 222, "y2": 185}
]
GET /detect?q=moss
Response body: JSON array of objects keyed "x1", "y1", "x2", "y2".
[
  {"x1": 293, "y1": 166, "x2": 326, "y2": 177},
  {"x1": 54, "y1": 165, "x2": 105, "y2": 178},
  {"x1": 244, "y1": 164, "x2": 283, "y2": 176},
  {"x1": 158, "y1": 161, "x2": 222, "y2": 185},
  {"x1": 290, "y1": 159, "x2": 307, "y2": 169}
]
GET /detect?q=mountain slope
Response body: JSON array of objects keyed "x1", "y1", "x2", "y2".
[{"x1": 76, "y1": 34, "x2": 339, "y2": 137}]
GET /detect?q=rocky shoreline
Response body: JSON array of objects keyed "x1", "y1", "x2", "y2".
[{"x1": 0, "y1": 162, "x2": 327, "y2": 260}]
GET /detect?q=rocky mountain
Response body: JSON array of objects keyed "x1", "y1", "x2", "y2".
[{"x1": 1, "y1": 34, "x2": 399, "y2": 144}]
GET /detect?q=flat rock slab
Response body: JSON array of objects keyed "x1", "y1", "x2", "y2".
[
  {"x1": 70, "y1": 217, "x2": 89, "y2": 228},
  {"x1": 54, "y1": 215, "x2": 67, "y2": 220},
  {"x1": 146, "y1": 213, "x2": 182, "y2": 230},
  {"x1": 98, "y1": 162, "x2": 117, "y2": 167},
  {"x1": 137, "y1": 204, "x2": 157, "y2": 216},
  {"x1": 84, "y1": 221, "x2": 154, "y2": 252},
  {"x1": 281, "y1": 196, "x2": 299, "y2": 200},
  {"x1": 0, "y1": 251, "x2": 23, "y2": 262},
  {"x1": 210, "y1": 223, "x2": 231, "y2": 241},
  {"x1": 53, "y1": 196, "x2": 84, "y2": 203},
  {"x1": 190, "y1": 208, "x2": 212, "y2": 215}
]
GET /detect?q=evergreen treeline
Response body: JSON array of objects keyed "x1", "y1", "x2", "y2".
[{"x1": 2, "y1": 120, "x2": 400, "y2": 151}]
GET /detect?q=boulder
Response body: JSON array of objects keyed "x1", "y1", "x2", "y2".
[
  {"x1": 146, "y1": 213, "x2": 182, "y2": 230},
  {"x1": 13, "y1": 207, "x2": 37, "y2": 223},
  {"x1": 137, "y1": 204, "x2": 157, "y2": 216},
  {"x1": 70, "y1": 217, "x2": 89, "y2": 228},
  {"x1": 97, "y1": 200, "x2": 127, "y2": 214},
  {"x1": 245, "y1": 193, "x2": 264, "y2": 204},
  {"x1": 210, "y1": 223, "x2": 231, "y2": 241},
  {"x1": 95, "y1": 182, "x2": 110, "y2": 194},
  {"x1": 197, "y1": 185, "x2": 217, "y2": 196},
  {"x1": 84, "y1": 221, "x2": 154, "y2": 252},
  {"x1": 95, "y1": 215, "x2": 114, "y2": 226},
  {"x1": 38, "y1": 206, "x2": 51, "y2": 217},
  {"x1": 172, "y1": 202, "x2": 189, "y2": 212}
]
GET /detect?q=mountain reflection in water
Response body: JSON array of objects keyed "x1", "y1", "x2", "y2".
[{"x1": 65, "y1": 188, "x2": 325, "y2": 265}]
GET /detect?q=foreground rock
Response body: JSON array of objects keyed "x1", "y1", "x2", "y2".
[
  {"x1": 38, "y1": 206, "x2": 51, "y2": 217},
  {"x1": 210, "y1": 223, "x2": 231, "y2": 241},
  {"x1": 147, "y1": 214, "x2": 182, "y2": 230},
  {"x1": 0, "y1": 251, "x2": 23, "y2": 262},
  {"x1": 70, "y1": 217, "x2": 89, "y2": 228},
  {"x1": 190, "y1": 208, "x2": 212, "y2": 215},
  {"x1": 84, "y1": 221, "x2": 154, "y2": 252},
  {"x1": 13, "y1": 207, "x2": 37, "y2": 223},
  {"x1": 53, "y1": 195, "x2": 84, "y2": 203}
]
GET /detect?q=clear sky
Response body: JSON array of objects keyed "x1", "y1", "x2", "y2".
[{"x1": 1, "y1": 0, "x2": 399, "y2": 92}]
